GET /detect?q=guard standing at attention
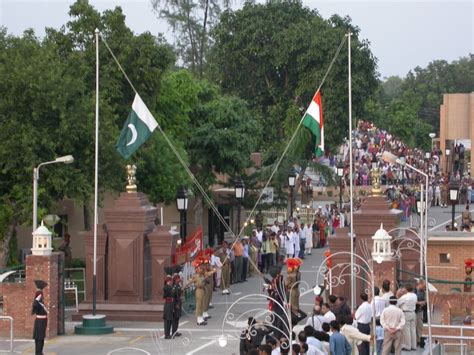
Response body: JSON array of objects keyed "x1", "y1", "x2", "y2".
[
  {"x1": 172, "y1": 272, "x2": 183, "y2": 337},
  {"x1": 162, "y1": 274, "x2": 174, "y2": 339},
  {"x1": 32, "y1": 280, "x2": 48, "y2": 355}
]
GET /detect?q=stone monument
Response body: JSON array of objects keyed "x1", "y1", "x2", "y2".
[{"x1": 74, "y1": 166, "x2": 178, "y2": 321}]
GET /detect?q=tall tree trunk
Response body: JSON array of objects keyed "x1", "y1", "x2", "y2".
[
  {"x1": 83, "y1": 200, "x2": 91, "y2": 231},
  {"x1": 0, "y1": 218, "x2": 18, "y2": 269},
  {"x1": 198, "y1": 0, "x2": 209, "y2": 78}
]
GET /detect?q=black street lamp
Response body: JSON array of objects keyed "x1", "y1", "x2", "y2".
[
  {"x1": 337, "y1": 162, "x2": 344, "y2": 211},
  {"x1": 288, "y1": 168, "x2": 297, "y2": 219},
  {"x1": 234, "y1": 177, "x2": 245, "y2": 234},
  {"x1": 449, "y1": 182, "x2": 459, "y2": 230},
  {"x1": 176, "y1": 186, "x2": 188, "y2": 242}
]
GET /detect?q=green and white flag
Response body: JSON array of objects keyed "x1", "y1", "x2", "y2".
[{"x1": 116, "y1": 94, "x2": 158, "y2": 159}]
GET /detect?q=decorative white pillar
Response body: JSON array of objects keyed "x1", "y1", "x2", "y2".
[{"x1": 31, "y1": 221, "x2": 53, "y2": 256}]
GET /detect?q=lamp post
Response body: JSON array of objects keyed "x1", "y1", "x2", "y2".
[
  {"x1": 33, "y1": 155, "x2": 74, "y2": 231},
  {"x1": 445, "y1": 148, "x2": 451, "y2": 174},
  {"x1": 449, "y1": 182, "x2": 459, "y2": 230},
  {"x1": 337, "y1": 162, "x2": 344, "y2": 210},
  {"x1": 234, "y1": 177, "x2": 245, "y2": 235},
  {"x1": 382, "y1": 150, "x2": 429, "y2": 273},
  {"x1": 288, "y1": 168, "x2": 297, "y2": 218},
  {"x1": 429, "y1": 132, "x2": 436, "y2": 151},
  {"x1": 176, "y1": 186, "x2": 188, "y2": 243}
]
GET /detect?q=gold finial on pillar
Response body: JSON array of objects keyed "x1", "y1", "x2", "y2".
[
  {"x1": 370, "y1": 166, "x2": 382, "y2": 196},
  {"x1": 126, "y1": 164, "x2": 137, "y2": 193}
]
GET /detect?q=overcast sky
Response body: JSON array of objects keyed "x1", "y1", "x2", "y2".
[{"x1": 0, "y1": 0, "x2": 472, "y2": 78}]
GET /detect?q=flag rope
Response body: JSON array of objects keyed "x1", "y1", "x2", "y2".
[
  {"x1": 101, "y1": 32, "x2": 347, "y2": 273},
  {"x1": 233, "y1": 34, "x2": 348, "y2": 248},
  {"x1": 100, "y1": 34, "x2": 236, "y2": 242}
]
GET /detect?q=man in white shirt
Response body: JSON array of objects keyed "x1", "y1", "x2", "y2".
[
  {"x1": 381, "y1": 296, "x2": 405, "y2": 355},
  {"x1": 372, "y1": 286, "x2": 387, "y2": 319},
  {"x1": 397, "y1": 283, "x2": 418, "y2": 351},
  {"x1": 355, "y1": 293, "x2": 372, "y2": 355},
  {"x1": 322, "y1": 303, "x2": 336, "y2": 323},
  {"x1": 271, "y1": 220, "x2": 280, "y2": 234},
  {"x1": 340, "y1": 315, "x2": 371, "y2": 355},
  {"x1": 305, "y1": 305, "x2": 326, "y2": 331}
]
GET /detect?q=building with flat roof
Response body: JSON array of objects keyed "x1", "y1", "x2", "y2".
[{"x1": 439, "y1": 93, "x2": 474, "y2": 175}]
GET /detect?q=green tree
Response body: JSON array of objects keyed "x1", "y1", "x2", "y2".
[
  {"x1": 151, "y1": 0, "x2": 231, "y2": 77},
  {"x1": 0, "y1": 1, "x2": 178, "y2": 265},
  {"x1": 186, "y1": 82, "x2": 260, "y2": 227},
  {"x1": 209, "y1": 1, "x2": 378, "y2": 157}
]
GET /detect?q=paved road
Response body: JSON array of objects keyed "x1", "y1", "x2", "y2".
[
  {"x1": 0, "y1": 248, "x2": 328, "y2": 354},
  {"x1": 3, "y1": 206, "x2": 453, "y2": 355}
]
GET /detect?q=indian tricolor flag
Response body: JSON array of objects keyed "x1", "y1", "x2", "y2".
[
  {"x1": 116, "y1": 94, "x2": 158, "y2": 159},
  {"x1": 302, "y1": 90, "x2": 324, "y2": 157}
]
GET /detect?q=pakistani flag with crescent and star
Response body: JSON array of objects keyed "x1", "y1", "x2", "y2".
[{"x1": 116, "y1": 94, "x2": 158, "y2": 159}]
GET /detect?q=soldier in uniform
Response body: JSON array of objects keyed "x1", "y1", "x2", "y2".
[
  {"x1": 172, "y1": 273, "x2": 183, "y2": 337},
  {"x1": 32, "y1": 280, "x2": 48, "y2": 355},
  {"x1": 285, "y1": 258, "x2": 302, "y2": 312},
  {"x1": 218, "y1": 241, "x2": 231, "y2": 295},
  {"x1": 202, "y1": 249, "x2": 214, "y2": 320},
  {"x1": 162, "y1": 274, "x2": 174, "y2": 339},
  {"x1": 187, "y1": 257, "x2": 207, "y2": 325}
]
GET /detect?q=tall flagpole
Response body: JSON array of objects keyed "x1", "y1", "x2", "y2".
[
  {"x1": 347, "y1": 30, "x2": 355, "y2": 310},
  {"x1": 93, "y1": 28, "x2": 99, "y2": 316}
]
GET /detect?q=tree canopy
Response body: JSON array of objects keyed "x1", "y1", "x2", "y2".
[{"x1": 209, "y1": 1, "x2": 379, "y2": 157}]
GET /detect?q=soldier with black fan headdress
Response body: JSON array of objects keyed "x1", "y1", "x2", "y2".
[{"x1": 32, "y1": 280, "x2": 48, "y2": 355}]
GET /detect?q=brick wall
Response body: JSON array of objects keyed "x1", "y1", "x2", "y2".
[
  {"x1": 427, "y1": 239, "x2": 473, "y2": 293},
  {"x1": 1, "y1": 254, "x2": 59, "y2": 338}
]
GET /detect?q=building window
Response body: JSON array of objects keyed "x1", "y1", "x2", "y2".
[{"x1": 439, "y1": 253, "x2": 451, "y2": 263}]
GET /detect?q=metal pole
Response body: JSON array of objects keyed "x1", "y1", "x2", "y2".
[
  {"x1": 237, "y1": 203, "x2": 241, "y2": 236},
  {"x1": 371, "y1": 265, "x2": 377, "y2": 355},
  {"x1": 183, "y1": 210, "x2": 187, "y2": 243},
  {"x1": 180, "y1": 211, "x2": 185, "y2": 241},
  {"x1": 339, "y1": 179, "x2": 343, "y2": 211},
  {"x1": 420, "y1": 183, "x2": 424, "y2": 278},
  {"x1": 33, "y1": 168, "x2": 38, "y2": 232},
  {"x1": 347, "y1": 30, "x2": 355, "y2": 310},
  {"x1": 92, "y1": 28, "x2": 100, "y2": 316},
  {"x1": 451, "y1": 198, "x2": 456, "y2": 230},
  {"x1": 290, "y1": 187, "x2": 294, "y2": 218},
  {"x1": 424, "y1": 222, "x2": 433, "y2": 355}
]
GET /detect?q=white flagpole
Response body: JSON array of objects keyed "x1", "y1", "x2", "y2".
[
  {"x1": 347, "y1": 30, "x2": 355, "y2": 311},
  {"x1": 93, "y1": 28, "x2": 99, "y2": 316}
]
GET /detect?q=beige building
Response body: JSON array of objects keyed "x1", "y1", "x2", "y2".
[{"x1": 439, "y1": 92, "x2": 474, "y2": 175}]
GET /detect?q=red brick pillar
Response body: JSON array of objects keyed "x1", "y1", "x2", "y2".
[
  {"x1": 148, "y1": 226, "x2": 179, "y2": 302},
  {"x1": 105, "y1": 192, "x2": 157, "y2": 303},
  {"x1": 2, "y1": 254, "x2": 59, "y2": 338},
  {"x1": 327, "y1": 228, "x2": 352, "y2": 299},
  {"x1": 83, "y1": 226, "x2": 107, "y2": 301}
]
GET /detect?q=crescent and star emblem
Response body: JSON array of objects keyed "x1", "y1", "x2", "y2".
[{"x1": 126, "y1": 123, "x2": 138, "y2": 146}]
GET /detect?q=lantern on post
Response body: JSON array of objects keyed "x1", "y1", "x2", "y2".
[
  {"x1": 31, "y1": 221, "x2": 53, "y2": 256},
  {"x1": 371, "y1": 223, "x2": 392, "y2": 264}
]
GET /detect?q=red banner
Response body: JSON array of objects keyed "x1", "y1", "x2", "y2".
[{"x1": 174, "y1": 227, "x2": 203, "y2": 265}]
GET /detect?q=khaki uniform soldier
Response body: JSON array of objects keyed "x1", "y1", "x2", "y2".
[
  {"x1": 217, "y1": 241, "x2": 231, "y2": 295},
  {"x1": 285, "y1": 258, "x2": 302, "y2": 311},
  {"x1": 186, "y1": 256, "x2": 208, "y2": 325},
  {"x1": 202, "y1": 250, "x2": 215, "y2": 320}
]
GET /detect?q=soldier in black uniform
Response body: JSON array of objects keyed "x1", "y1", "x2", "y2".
[
  {"x1": 162, "y1": 275, "x2": 174, "y2": 339},
  {"x1": 32, "y1": 280, "x2": 48, "y2": 355},
  {"x1": 172, "y1": 273, "x2": 183, "y2": 337}
]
